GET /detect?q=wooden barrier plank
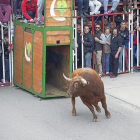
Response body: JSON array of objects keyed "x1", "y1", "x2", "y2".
[
  {"x1": 33, "y1": 76, "x2": 42, "y2": 87},
  {"x1": 23, "y1": 65, "x2": 32, "y2": 75},
  {"x1": 33, "y1": 59, "x2": 42, "y2": 71},
  {"x1": 23, "y1": 80, "x2": 31, "y2": 89},
  {"x1": 33, "y1": 69, "x2": 42, "y2": 79},
  {"x1": 46, "y1": 30, "x2": 70, "y2": 35}
]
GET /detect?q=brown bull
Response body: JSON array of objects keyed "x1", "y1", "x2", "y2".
[{"x1": 63, "y1": 68, "x2": 111, "y2": 122}]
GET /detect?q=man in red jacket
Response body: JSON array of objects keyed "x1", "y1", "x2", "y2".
[
  {"x1": 0, "y1": 0, "x2": 11, "y2": 26},
  {"x1": 22, "y1": 0, "x2": 38, "y2": 23}
]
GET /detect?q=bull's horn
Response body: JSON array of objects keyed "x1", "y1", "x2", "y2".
[
  {"x1": 63, "y1": 73, "x2": 72, "y2": 81},
  {"x1": 81, "y1": 78, "x2": 87, "y2": 85}
]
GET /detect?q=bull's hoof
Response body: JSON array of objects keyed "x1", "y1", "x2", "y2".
[
  {"x1": 96, "y1": 107, "x2": 101, "y2": 113},
  {"x1": 105, "y1": 112, "x2": 111, "y2": 118},
  {"x1": 93, "y1": 119, "x2": 98, "y2": 122},
  {"x1": 72, "y1": 113, "x2": 76, "y2": 116}
]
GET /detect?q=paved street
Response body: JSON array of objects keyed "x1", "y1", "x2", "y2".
[{"x1": 0, "y1": 72, "x2": 140, "y2": 140}]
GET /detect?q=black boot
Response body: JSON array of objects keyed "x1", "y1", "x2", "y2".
[
  {"x1": 78, "y1": 12, "x2": 84, "y2": 18},
  {"x1": 82, "y1": 11, "x2": 88, "y2": 16}
]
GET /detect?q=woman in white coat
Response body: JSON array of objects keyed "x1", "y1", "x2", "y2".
[{"x1": 89, "y1": 0, "x2": 101, "y2": 15}]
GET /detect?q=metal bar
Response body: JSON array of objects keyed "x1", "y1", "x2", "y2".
[
  {"x1": 70, "y1": 27, "x2": 73, "y2": 75},
  {"x1": 81, "y1": 18, "x2": 84, "y2": 68},
  {"x1": 92, "y1": 17, "x2": 94, "y2": 70},
  {"x1": 8, "y1": 21, "x2": 12, "y2": 85},
  {"x1": 122, "y1": 14, "x2": 125, "y2": 72},
  {"x1": 72, "y1": 10, "x2": 75, "y2": 71},
  {"x1": 42, "y1": 30, "x2": 46, "y2": 97},
  {"x1": 102, "y1": 16, "x2": 105, "y2": 74},
  {"x1": 137, "y1": 9, "x2": 139, "y2": 66},
  {"x1": 74, "y1": 12, "x2": 131, "y2": 18},
  {"x1": 1, "y1": 25, "x2": 5, "y2": 83},
  {"x1": 113, "y1": 15, "x2": 115, "y2": 28},
  {"x1": 75, "y1": 10, "x2": 77, "y2": 69},
  {"x1": 128, "y1": 10, "x2": 131, "y2": 72},
  {"x1": 131, "y1": 10, "x2": 133, "y2": 72}
]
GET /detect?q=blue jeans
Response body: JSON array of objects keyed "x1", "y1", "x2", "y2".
[
  {"x1": 99, "y1": 0, "x2": 120, "y2": 11},
  {"x1": 118, "y1": 45, "x2": 124, "y2": 71},
  {"x1": 25, "y1": 10, "x2": 36, "y2": 19},
  {"x1": 105, "y1": 53, "x2": 110, "y2": 73},
  {"x1": 75, "y1": 0, "x2": 89, "y2": 12},
  {"x1": 85, "y1": 52, "x2": 92, "y2": 68},
  {"x1": 5, "y1": 59, "x2": 9, "y2": 81},
  {"x1": 135, "y1": 43, "x2": 140, "y2": 65},
  {"x1": 133, "y1": 44, "x2": 137, "y2": 66}
]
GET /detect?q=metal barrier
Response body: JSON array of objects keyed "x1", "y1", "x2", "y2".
[
  {"x1": 72, "y1": 9, "x2": 135, "y2": 75},
  {"x1": 0, "y1": 16, "x2": 13, "y2": 86}
]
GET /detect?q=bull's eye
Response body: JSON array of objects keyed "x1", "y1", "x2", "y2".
[{"x1": 74, "y1": 83, "x2": 78, "y2": 88}]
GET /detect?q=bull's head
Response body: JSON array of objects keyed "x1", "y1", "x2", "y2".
[{"x1": 63, "y1": 73, "x2": 88, "y2": 98}]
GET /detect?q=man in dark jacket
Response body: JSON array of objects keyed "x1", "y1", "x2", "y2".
[
  {"x1": 117, "y1": 20, "x2": 129, "y2": 72},
  {"x1": 77, "y1": 24, "x2": 82, "y2": 68},
  {"x1": 94, "y1": 23, "x2": 106, "y2": 76},
  {"x1": 110, "y1": 28, "x2": 122, "y2": 78},
  {"x1": 22, "y1": 0, "x2": 38, "y2": 22},
  {"x1": 81, "y1": 25, "x2": 94, "y2": 68},
  {"x1": 0, "y1": 0, "x2": 11, "y2": 26}
]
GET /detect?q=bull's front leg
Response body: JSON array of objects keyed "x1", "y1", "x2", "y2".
[
  {"x1": 94, "y1": 104, "x2": 101, "y2": 113},
  {"x1": 101, "y1": 95, "x2": 111, "y2": 118},
  {"x1": 71, "y1": 97, "x2": 76, "y2": 116},
  {"x1": 80, "y1": 97, "x2": 98, "y2": 122}
]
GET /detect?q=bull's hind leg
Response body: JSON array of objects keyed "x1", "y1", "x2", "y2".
[
  {"x1": 71, "y1": 97, "x2": 76, "y2": 116},
  {"x1": 80, "y1": 97, "x2": 98, "y2": 122},
  {"x1": 101, "y1": 95, "x2": 111, "y2": 118}
]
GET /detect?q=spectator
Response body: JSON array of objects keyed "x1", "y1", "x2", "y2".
[
  {"x1": 104, "y1": 18, "x2": 111, "y2": 27},
  {"x1": 0, "y1": 0, "x2": 11, "y2": 26},
  {"x1": 77, "y1": 24, "x2": 82, "y2": 68},
  {"x1": 3, "y1": 37, "x2": 11, "y2": 83},
  {"x1": 0, "y1": 40, "x2": 3, "y2": 85},
  {"x1": 77, "y1": 18, "x2": 81, "y2": 24},
  {"x1": 104, "y1": 26, "x2": 111, "y2": 74},
  {"x1": 81, "y1": 25, "x2": 94, "y2": 68},
  {"x1": 110, "y1": 22, "x2": 116, "y2": 32},
  {"x1": 13, "y1": 0, "x2": 22, "y2": 17},
  {"x1": 123, "y1": 0, "x2": 132, "y2": 14},
  {"x1": 110, "y1": 8, "x2": 123, "y2": 27},
  {"x1": 99, "y1": 0, "x2": 120, "y2": 14},
  {"x1": 132, "y1": 25, "x2": 140, "y2": 69},
  {"x1": 110, "y1": 28, "x2": 122, "y2": 78},
  {"x1": 88, "y1": 20, "x2": 92, "y2": 33},
  {"x1": 117, "y1": 20, "x2": 129, "y2": 73},
  {"x1": 35, "y1": 0, "x2": 44, "y2": 25},
  {"x1": 94, "y1": 23, "x2": 106, "y2": 76},
  {"x1": 21, "y1": 0, "x2": 38, "y2": 23},
  {"x1": 75, "y1": 0, "x2": 89, "y2": 17},
  {"x1": 89, "y1": 0, "x2": 101, "y2": 15},
  {"x1": 132, "y1": 22, "x2": 137, "y2": 66},
  {"x1": 83, "y1": 20, "x2": 88, "y2": 26}
]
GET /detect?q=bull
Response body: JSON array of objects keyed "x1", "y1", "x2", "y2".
[{"x1": 63, "y1": 68, "x2": 111, "y2": 122}]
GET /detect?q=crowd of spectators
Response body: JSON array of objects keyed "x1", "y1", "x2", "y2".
[{"x1": 75, "y1": 4, "x2": 140, "y2": 77}]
